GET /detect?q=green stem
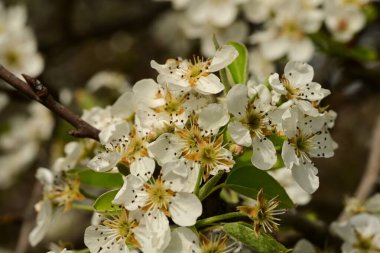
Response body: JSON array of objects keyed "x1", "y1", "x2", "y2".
[
  {"x1": 195, "y1": 212, "x2": 247, "y2": 228},
  {"x1": 200, "y1": 183, "x2": 226, "y2": 201},
  {"x1": 74, "y1": 249, "x2": 90, "y2": 253},
  {"x1": 194, "y1": 167, "x2": 205, "y2": 197},
  {"x1": 72, "y1": 203, "x2": 94, "y2": 211}
]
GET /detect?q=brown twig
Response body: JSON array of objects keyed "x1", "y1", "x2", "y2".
[
  {"x1": 353, "y1": 115, "x2": 380, "y2": 202},
  {"x1": 0, "y1": 64, "x2": 100, "y2": 141}
]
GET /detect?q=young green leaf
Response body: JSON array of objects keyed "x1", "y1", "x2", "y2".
[
  {"x1": 226, "y1": 165, "x2": 293, "y2": 208},
  {"x1": 227, "y1": 42, "x2": 249, "y2": 85},
  {"x1": 79, "y1": 170, "x2": 123, "y2": 188},
  {"x1": 93, "y1": 189, "x2": 121, "y2": 211},
  {"x1": 224, "y1": 223, "x2": 288, "y2": 253}
]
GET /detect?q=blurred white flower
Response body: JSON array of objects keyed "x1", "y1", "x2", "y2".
[
  {"x1": 293, "y1": 239, "x2": 316, "y2": 253},
  {"x1": 331, "y1": 213, "x2": 380, "y2": 253},
  {"x1": 182, "y1": 20, "x2": 249, "y2": 57},
  {"x1": 152, "y1": 12, "x2": 194, "y2": 56},
  {"x1": 0, "y1": 102, "x2": 53, "y2": 189},
  {"x1": 185, "y1": 0, "x2": 246, "y2": 28},
  {"x1": 86, "y1": 71, "x2": 131, "y2": 94},
  {"x1": 251, "y1": 0, "x2": 323, "y2": 61},
  {"x1": 248, "y1": 49, "x2": 275, "y2": 83},
  {"x1": 0, "y1": 3, "x2": 44, "y2": 77},
  {"x1": 243, "y1": 0, "x2": 283, "y2": 23},
  {"x1": 325, "y1": 5, "x2": 365, "y2": 42}
]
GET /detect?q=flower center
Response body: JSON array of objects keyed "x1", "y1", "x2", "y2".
[
  {"x1": 103, "y1": 210, "x2": 141, "y2": 248},
  {"x1": 144, "y1": 179, "x2": 174, "y2": 214},
  {"x1": 281, "y1": 76, "x2": 299, "y2": 98},
  {"x1": 290, "y1": 133, "x2": 313, "y2": 159},
  {"x1": 282, "y1": 21, "x2": 304, "y2": 40},
  {"x1": 241, "y1": 105, "x2": 266, "y2": 138},
  {"x1": 5, "y1": 50, "x2": 20, "y2": 67},
  {"x1": 47, "y1": 173, "x2": 84, "y2": 211}
]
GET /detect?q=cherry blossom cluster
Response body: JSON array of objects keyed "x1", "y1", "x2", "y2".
[
  {"x1": 154, "y1": 0, "x2": 373, "y2": 82},
  {"x1": 28, "y1": 45, "x2": 338, "y2": 252}
]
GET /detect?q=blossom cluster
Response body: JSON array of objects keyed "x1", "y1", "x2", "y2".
[
  {"x1": 154, "y1": 0, "x2": 373, "y2": 82},
  {"x1": 0, "y1": 2, "x2": 43, "y2": 77},
  {"x1": 27, "y1": 44, "x2": 338, "y2": 252},
  {"x1": 0, "y1": 3, "x2": 48, "y2": 189}
]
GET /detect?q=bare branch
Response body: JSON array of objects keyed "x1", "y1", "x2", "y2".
[
  {"x1": 0, "y1": 64, "x2": 100, "y2": 141},
  {"x1": 354, "y1": 115, "x2": 380, "y2": 202}
]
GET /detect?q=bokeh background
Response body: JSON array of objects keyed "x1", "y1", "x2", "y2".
[{"x1": 1, "y1": 0, "x2": 380, "y2": 252}]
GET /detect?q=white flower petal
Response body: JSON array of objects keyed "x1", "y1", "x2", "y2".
[
  {"x1": 133, "y1": 79, "x2": 165, "y2": 108},
  {"x1": 99, "y1": 121, "x2": 130, "y2": 145},
  {"x1": 147, "y1": 133, "x2": 182, "y2": 165},
  {"x1": 284, "y1": 61, "x2": 314, "y2": 88},
  {"x1": 87, "y1": 152, "x2": 121, "y2": 172},
  {"x1": 162, "y1": 160, "x2": 197, "y2": 192},
  {"x1": 251, "y1": 137, "x2": 277, "y2": 170},
  {"x1": 170, "y1": 192, "x2": 202, "y2": 226},
  {"x1": 111, "y1": 91, "x2": 135, "y2": 119},
  {"x1": 226, "y1": 84, "x2": 248, "y2": 118},
  {"x1": 208, "y1": 45, "x2": 239, "y2": 72},
  {"x1": 291, "y1": 160, "x2": 319, "y2": 194},
  {"x1": 198, "y1": 103, "x2": 230, "y2": 134},
  {"x1": 130, "y1": 157, "x2": 155, "y2": 181},
  {"x1": 281, "y1": 140, "x2": 299, "y2": 169},
  {"x1": 29, "y1": 200, "x2": 54, "y2": 246},
  {"x1": 164, "y1": 227, "x2": 201, "y2": 253},
  {"x1": 295, "y1": 100, "x2": 319, "y2": 117},
  {"x1": 84, "y1": 225, "x2": 129, "y2": 253},
  {"x1": 228, "y1": 121, "x2": 252, "y2": 147},
  {"x1": 118, "y1": 175, "x2": 148, "y2": 210},
  {"x1": 195, "y1": 74, "x2": 224, "y2": 95}
]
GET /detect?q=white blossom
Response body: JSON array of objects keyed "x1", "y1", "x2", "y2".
[
  {"x1": 151, "y1": 45, "x2": 238, "y2": 95},
  {"x1": 226, "y1": 83, "x2": 277, "y2": 170},
  {"x1": 331, "y1": 213, "x2": 380, "y2": 253}
]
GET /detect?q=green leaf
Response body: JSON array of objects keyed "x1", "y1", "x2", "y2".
[
  {"x1": 93, "y1": 190, "x2": 121, "y2": 211},
  {"x1": 227, "y1": 42, "x2": 249, "y2": 85},
  {"x1": 199, "y1": 172, "x2": 224, "y2": 201},
  {"x1": 79, "y1": 170, "x2": 123, "y2": 188},
  {"x1": 226, "y1": 165, "x2": 293, "y2": 208},
  {"x1": 224, "y1": 223, "x2": 288, "y2": 253}
]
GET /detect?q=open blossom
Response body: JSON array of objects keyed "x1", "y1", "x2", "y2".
[
  {"x1": 164, "y1": 227, "x2": 241, "y2": 253},
  {"x1": 331, "y1": 213, "x2": 380, "y2": 253},
  {"x1": 85, "y1": 209, "x2": 170, "y2": 253},
  {"x1": 226, "y1": 82, "x2": 277, "y2": 170},
  {"x1": 280, "y1": 111, "x2": 336, "y2": 193},
  {"x1": 151, "y1": 45, "x2": 238, "y2": 95},
  {"x1": 87, "y1": 121, "x2": 155, "y2": 179},
  {"x1": 148, "y1": 106, "x2": 234, "y2": 179},
  {"x1": 29, "y1": 167, "x2": 84, "y2": 246},
  {"x1": 113, "y1": 162, "x2": 202, "y2": 227}
]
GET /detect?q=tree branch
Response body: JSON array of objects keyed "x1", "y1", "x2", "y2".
[
  {"x1": 0, "y1": 64, "x2": 100, "y2": 141},
  {"x1": 354, "y1": 115, "x2": 380, "y2": 202}
]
